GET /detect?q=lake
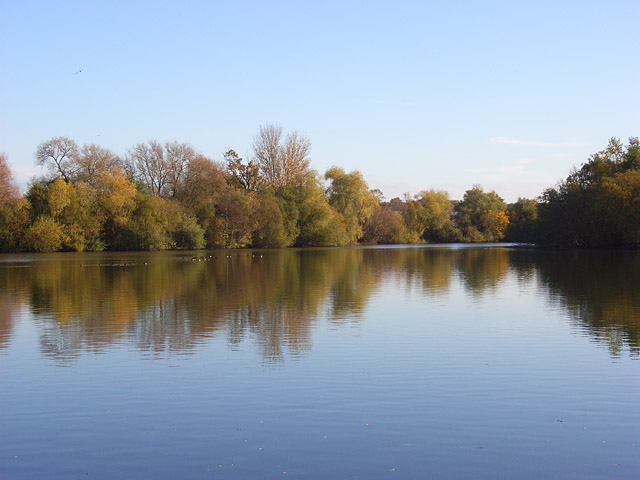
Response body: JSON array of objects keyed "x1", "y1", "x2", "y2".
[{"x1": 1, "y1": 245, "x2": 638, "y2": 479}]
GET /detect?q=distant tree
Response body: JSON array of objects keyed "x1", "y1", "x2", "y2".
[
  {"x1": 126, "y1": 140, "x2": 167, "y2": 196},
  {"x1": 47, "y1": 178, "x2": 76, "y2": 220},
  {"x1": 164, "y1": 140, "x2": 197, "y2": 198},
  {"x1": 74, "y1": 144, "x2": 121, "y2": 185},
  {"x1": 24, "y1": 217, "x2": 67, "y2": 252},
  {"x1": 363, "y1": 208, "x2": 411, "y2": 244},
  {"x1": 0, "y1": 198, "x2": 30, "y2": 252},
  {"x1": 294, "y1": 173, "x2": 349, "y2": 246},
  {"x1": 127, "y1": 140, "x2": 196, "y2": 197},
  {"x1": 225, "y1": 149, "x2": 262, "y2": 191},
  {"x1": 455, "y1": 185, "x2": 508, "y2": 242},
  {"x1": 325, "y1": 166, "x2": 379, "y2": 243},
  {"x1": 252, "y1": 125, "x2": 311, "y2": 189},
  {"x1": 35, "y1": 137, "x2": 79, "y2": 182},
  {"x1": 537, "y1": 137, "x2": 640, "y2": 247},
  {"x1": 0, "y1": 153, "x2": 20, "y2": 204},
  {"x1": 251, "y1": 190, "x2": 288, "y2": 248},
  {"x1": 404, "y1": 189, "x2": 457, "y2": 242},
  {"x1": 505, "y1": 198, "x2": 538, "y2": 242}
]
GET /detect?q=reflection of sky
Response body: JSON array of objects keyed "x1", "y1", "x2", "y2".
[
  {"x1": 2, "y1": 247, "x2": 640, "y2": 479},
  {"x1": 0, "y1": 247, "x2": 639, "y2": 362}
]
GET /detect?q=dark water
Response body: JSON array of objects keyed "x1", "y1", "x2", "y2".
[{"x1": 1, "y1": 245, "x2": 638, "y2": 479}]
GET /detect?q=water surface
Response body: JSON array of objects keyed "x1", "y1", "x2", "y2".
[{"x1": 1, "y1": 246, "x2": 638, "y2": 479}]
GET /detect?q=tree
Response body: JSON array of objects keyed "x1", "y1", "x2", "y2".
[
  {"x1": 403, "y1": 189, "x2": 457, "y2": 242},
  {"x1": 252, "y1": 125, "x2": 311, "y2": 188},
  {"x1": 505, "y1": 198, "x2": 538, "y2": 242},
  {"x1": 455, "y1": 185, "x2": 508, "y2": 242},
  {"x1": 225, "y1": 149, "x2": 262, "y2": 191},
  {"x1": 127, "y1": 140, "x2": 197, "y2": 197},
  {"x1": 363, "y1": 208, "x2": 411, "y2": 244},
  {"x1": 325, "y1": 166, "x2": 379, "y2": 243},
  {"x1": 35, "y1": 137, "x2": 79, "y2": 182},
  {"x1": 126, "y1": 140, "x2": 168, "y2": 196},
  {"x1": 537, "y1": 137, "x2": 640, "y2": 247},
  {"x1": 74, "y1": 144, "x2": 121, "y2": 185},
  {"x1": 165, "y1": 140, "x2": 197, "y2": 198},
  {"x1": 0, "y1": 153, "x2": 20, "y2": 205},
  {"x1": 24, "y1": 217, "x2": 67, "y2": 252}
]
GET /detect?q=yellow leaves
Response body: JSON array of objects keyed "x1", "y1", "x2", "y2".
[
  {"x1": 47, "y1": 178, "x2": 76, "y2": 219},
  {"x1": 92, "y1": 169, "x2": 137, "y2": 227}
]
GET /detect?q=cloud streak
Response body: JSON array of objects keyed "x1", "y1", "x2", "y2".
[{"x1": 490, "y1": 137, "x2": 589, "y2": 147}]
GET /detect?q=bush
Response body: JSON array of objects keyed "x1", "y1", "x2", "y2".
[
  {"x1": 173, "y1": 217, "x2": 206, "y2": 250},
  {"x1": 24, "y1": 217, "x2": 67, "y2": 252}
]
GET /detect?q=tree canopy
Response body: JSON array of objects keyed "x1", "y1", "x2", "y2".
[{"x1": 0, "y1": 133, "x2": 637, "y2": 252}]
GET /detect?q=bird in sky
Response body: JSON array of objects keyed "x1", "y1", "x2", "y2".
[{"x1": 74, "y1": 67, "x2": 85, "y2": 75}]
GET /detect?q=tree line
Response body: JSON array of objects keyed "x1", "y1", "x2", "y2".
[{"x1": 0, "y1": 129, "x2": 638, "y2": 252}]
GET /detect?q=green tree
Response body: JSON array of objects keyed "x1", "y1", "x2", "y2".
[
  {"x1": 505, "y1": 198, "x2": 538, "y2": 242},
  {"x1": 455, "y1": 185, "x2": 508, "y2": 242},
  {"x1": 403, "y1": 189, "x2": 458, "y2": 242},
  {"x1": 363, "y1": 208, "x2": 411, "y2": 244},
  {"x1": 24, "y1": 217, "x2": 67, "y2": 252},
  {"x1": 325, "y1": 166, "x2": 379, "y2": 244},
  {"x1": 537, "y1": 137, "x2": 640, "y2": 247}
]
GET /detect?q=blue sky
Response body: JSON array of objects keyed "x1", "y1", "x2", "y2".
[{"x1": 1, "y1": 0, "x2": 638, "y2": 202}]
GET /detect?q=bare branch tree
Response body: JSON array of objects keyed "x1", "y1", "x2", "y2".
[
  {"x1": 252, "y1": 124, "x2": 283, "y2": 188},
  {"x1": 165, "y1": 140, "x2": 197, "y2": 198},
  {"x1": 127, "y1": 140, "x2": 167, "y2": 196},
  {"x1": 252, "y1": 125, "x2": 311, "y2": 189},
  {"x1": 75, "y1": 144, "x2": 121, "y2": 185},
  {"x1": 127, "y1": 140, "x2": 198, "y2": 197},
  {"x1": 35, "y1": 137, "x2": 79, "y2": 182}
]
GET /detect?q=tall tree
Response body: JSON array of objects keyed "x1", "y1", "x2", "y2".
[
  {"x1": 0, "y1": 153, "x2": 20, "y2": 204},
  {"x1": 252, "y1": 125, "x2": 311, "y2": 188},
  {"x1": 35, "y1": 137, "x2": 79, "y2": 182},
  {"x1": 74, "y1": 144, "x2": 121, "y2": 185}
]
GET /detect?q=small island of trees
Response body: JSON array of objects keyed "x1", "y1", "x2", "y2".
[{"x1": 0, "y1": 127, "x2": 638, "y2": 252}]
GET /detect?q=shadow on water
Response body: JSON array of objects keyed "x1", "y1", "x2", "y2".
[{"x1": 0, "y1": 246, "x2": 638, "y2": 361}]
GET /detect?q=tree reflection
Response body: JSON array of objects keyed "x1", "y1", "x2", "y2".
[
  {"x1": 523, "y1": 249, "x2": 640, "y2": 357},
  {"x1": 0, "y1": 247, "x2": 638, "y2": 361}
]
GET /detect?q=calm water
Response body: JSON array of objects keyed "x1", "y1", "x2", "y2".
[{"x1": 1, "y1": 245, "x2": 639, "y2": 479}]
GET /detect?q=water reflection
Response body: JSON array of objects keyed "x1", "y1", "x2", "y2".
[{"x1": 0, "y1": 247, "x2": 638, "y2": 361}]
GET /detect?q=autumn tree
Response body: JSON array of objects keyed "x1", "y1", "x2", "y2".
[
  {"x1": 252, "y1": 125, "x2": 311, "y2": 189},
  {"x1": 404, "y1": 189, "x2": 458, "y2": 242},
  {"x1": 35, "y1": 137, "x2": 79, "y2": 182},
  {"x1": 363, "y1": 209, "x2": 411, "y2": 244},
  {"x1": 225, "y1": 149, "x2": 261, "y2": 191},
  {"x1": 504, "y1": 198, "x2": 538, "y2": 242},
  {"x1": 0, "y1": 153, "x2": 20, "y2": 204},
  {"x1": 74, "y1": 144, "x2": 121, "y2": 185},
  {"x1": 0, "y1": 154, "x2": 28, "y2": 252},
  {"x1": 455, "y1": 185, "x2": 508, "y2": 242},
  {"x1": 537, "y1": 137, "x2": 640, "y2": 247},
  {"x1": 325, "y1": 166, "x2": 379, "y2": 243}
]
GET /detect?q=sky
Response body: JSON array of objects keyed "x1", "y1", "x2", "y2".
[{"x1": 1, "y1": 0, "x2": 638, "y2": 202}]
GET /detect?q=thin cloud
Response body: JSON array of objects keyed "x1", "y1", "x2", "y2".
[
  {"x1": 375, "y1": 100, "x2": 414, "y2": 106},
  {"x1": 496, "y1": 164, "x2": 526, "y2": 173},
  {"x1": 490, "y1": 137, "x2": 589, "y2": 147}
]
